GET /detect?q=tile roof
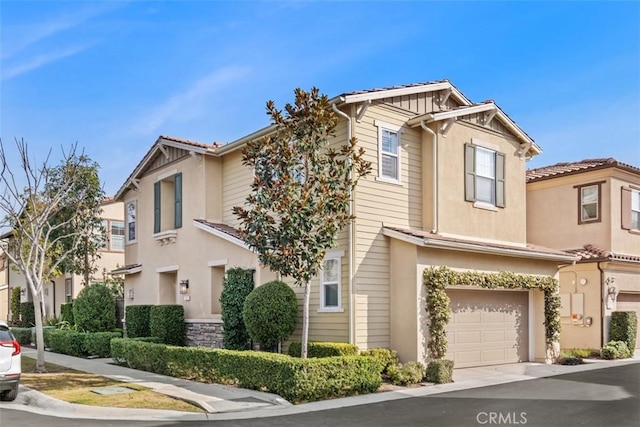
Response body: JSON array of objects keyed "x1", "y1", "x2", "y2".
[
  {"x1": 159, "y1": 135, "x2": 220, "y2": 149},
  {"x1": 194, "y1": 219, "x2": 243, "y2": 240},
  {"x1": 339, "y1": 79, "x2": 452, "y2": 97},
  {"x1": 527, "y1": 158, "x2": 640, "y2": 182},
  {"x1": 385, "y1": 226, "x2": 575, "y2": 259},
  {"x1": 564, "y1": 244, "x2": 640, "y2": 263}
]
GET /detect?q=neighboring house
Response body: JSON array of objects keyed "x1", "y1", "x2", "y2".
[
  {"x1": 115, "y1": 80, "x2": 576, "y2": 368},
  {"x1": 527, "y1": 158, "x2": 640, "y2": 350},
  {"x1": 3, "y1": 198, "x2": 125, "y2": 321}
]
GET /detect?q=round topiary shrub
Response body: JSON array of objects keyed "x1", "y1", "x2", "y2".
[
  {"x1": 243, "y1": 280, "x2": 297, "y2": 351},
  {"x1": 72, "y1": 284, "x2": 116, "y2": 332}
]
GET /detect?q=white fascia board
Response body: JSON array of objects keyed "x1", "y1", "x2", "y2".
[
  {"x1": 193, "y1": 220, "x2": 253, "y2": 252},
  {"x1": 111, "y1": 265, "x2": 142, "y2": 275},
  {"x1": 158, "y1": 138, "x2": 212, "y2": 155},
  {"x1": 156, "y1": 265, "x2": 179, "y2": 273},
  {"x1": 341, "y1": 82, "x2": 467, "y2": 105},
  {"x1": 218, "y1": 124, "x2": 278, "y2": 155},
  {"x1": 426, "y1": 103, "x2": 497, "y2": 122},
  {"x1": 493, "y1": 109, "x2": 539, "y2": 152},
  {"x1": 382, "y1": 227, "x2": 425, "y2": 247}
]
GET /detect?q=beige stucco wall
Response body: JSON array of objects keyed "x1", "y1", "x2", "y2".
[{"x1": 609, "y1": 171, "x2": 640, "y2": 254}]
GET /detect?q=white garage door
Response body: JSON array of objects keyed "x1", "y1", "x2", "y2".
[
  {"x1": 445, "y1": 289, "x2": 529, "y2": 368},
  {"x1": 616, "y1": 293, "x2": 640, "y2": 349}
]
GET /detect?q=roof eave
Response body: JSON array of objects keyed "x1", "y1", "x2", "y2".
[
  {"x1": 193, "y1": 220, "x2": 252, "y2": 251},
  {"x1": 339, "y1": 81, "x2": 472, "y2": 106}
]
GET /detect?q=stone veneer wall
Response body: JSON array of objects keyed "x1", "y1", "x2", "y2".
[{"x1": 185, "y1": 320, "x2": 224, "y2": 348}]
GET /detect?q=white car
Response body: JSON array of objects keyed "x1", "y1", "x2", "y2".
[{"x1": 0, "y1": 320, "x2": 21, "y2": 401}]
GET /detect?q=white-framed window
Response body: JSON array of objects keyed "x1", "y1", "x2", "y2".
[
  {"x1": 632, "y1": 190, "x2": 640, "y2": 230},
  {"x1": 575, "y1": 182, "x2": 602, "y2": 224},
  {"x1": 319, "y1": 251, "x2": 344, "y2": 311},
  {"x1": 125, "y1": 199, "x2": 137, "y2": 244},
  {"x1": 375, "y1": 120, "x2": 401, "y2": 182},
  {"x1": 64, "y1": 278, "x2": 73, "y2": 303},
  {"x1": 111, "y1": 220, "x2": 125, "y2": 250},
  {"x1": 464, "y1": 141, "x2": 505, "y2": 208}
]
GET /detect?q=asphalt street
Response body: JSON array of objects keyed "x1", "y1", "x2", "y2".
[{"x1": 1, "y1": 362, "x2": 638, "y2": 427}]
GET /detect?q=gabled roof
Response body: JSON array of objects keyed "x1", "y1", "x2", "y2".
[
  {"x1": 110, "y1": 263, "x2": 142, "y2": 275},
  {"x1": 193, "y1": 219, "x2": 250, "y2": 251},
  {"x1": 333, "y1": 79, "x2": 472, "y2": 106},
  {"x1": 383, "y1": 226, "x2": 578, "y2": 262},
  {"x1": 115, "y1": 136, "x2": 219, "y2": 200},
  {"x1": 564, "y1": 244, "x2": 640, "y2": 264},
  {"x1": 527, "y1": 158, "x2": 640, "y2": 183}
]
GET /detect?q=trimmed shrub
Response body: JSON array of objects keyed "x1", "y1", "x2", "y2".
[
  {"x1": 10, "y1": 287, "x2": 21, "y2": 324},
  {"x1": 150, "y1": 305, "x2": 185, "y2": 346},
  {"x1": 10, "y1": 327, "x2": 32, "y2": 345},
  {"x1": 73, "y1": 284, "x2": 116, "y2": 332},
  {"x1": 111, "y1": 339, "x2": 381, "y2": 403},
  {"x1": 387, "y1": 361, "x2": 425, "y2": 386},
  {"x1": 360, "y1": 348, "x2": 399, "y2": 375},
  {"x1": 111, "y1": 337, "x2": 163, "y2": 365},
  {"x1": 45, "y1": 329, "x2": 87, "y2": 357},
  {"x1": 610, "y1": 311, "x2": 637, "y2": 352},
  {"x1": 220, "y1": 268, "x2": 254, "y2": 350},
  {"x1": 243, "y1": 280, "x2": 297, "y2": 351},
  {"x1": 426, "y1": 359, "x2": 454, "y2": 384},
  {"x1": 558, "y1": 357, "x2": 583, "y2": 365},
  {"x1": 125, "y1": 305, "x2": 153, "y2": 338},
  {"x1": 601, "y1": 340, "x2": 631, "y2": 360},
  {"x1": 288, "y1": 341, "x2": 359, "y2": 358},
  {"x1": 19, "y1": 302, "x2": 35, "y2": 327},
  {"x1": 560, "y1": 348, "x2": 600, "y2": 359},
  {"x1": 60, "y1": 302, "x2": 74, "y2": 325},
  {"x1": 84, "y1": 331, "x2": 122, "y2": 358}
]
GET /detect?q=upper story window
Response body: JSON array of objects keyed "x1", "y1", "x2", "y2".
[
  {"x1": 100, "y1": 219, "x2": 125, "y2": 251},
  {"x1": 464, "y1": 142, "x2": 505, "y2": 208},
  {"x1": 154, "y1": 172, "x2": 183, "y2": 234},
  {"x1": 375, "y1": 120, "x2": 402, "y2": 183},
  {"x1": 574, "y1": 182, "x2": 603, "y2": 224},
  {"x1": 621, "y1": 186, "x2": 640, "y2": 231},
  {"x1": 125, "y1": 199, "x2": 137, "y2": 244},
  {"x1": 319, "y1": 251, "x2": 344, "y2": 312}
]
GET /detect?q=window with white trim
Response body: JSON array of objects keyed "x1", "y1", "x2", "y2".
[
  {"x1": 623, "y1": 187, "x2": 640, "y2": 231},
  {"x1": 99, "y1": 219, "x2": 125, "y2": 251},
  {"x1": 125, "y1": 199, "x2": 137, "y2": 244},
  {"x1": 575, "y1": 182, "x2": 602, "y2": 224},
  {"x1": 464, "y1": 142, "x2": 505, "y2": 208},
  {"x1": 320, "y1": 251, "x2": 344, "y2": 311},
  {"x1": 632, "y1": 190, "x2": 640, "y2": 230},
  {"x1": 375, "y1": 120, "x2": 401, "y2": 182}
]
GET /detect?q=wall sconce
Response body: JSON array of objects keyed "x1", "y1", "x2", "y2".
[
  {"x1": 605, "y1": 277, "x2": 617, "y2": 309},
  {"x1": 20, "y1": 288, "x2": 25, "y2": 297},
  {"x1": 579, "y1": 278, "x2": 588, "y2": 286},
  {"x1": 179, "y1": 280, "x2": 189, "y2": 294},
  {"x1": 127, "y1": 289, "x2": 135, "y2": 299},
  {"x1": 44, "y1": 287, "x2": 49, "y2": 296}
]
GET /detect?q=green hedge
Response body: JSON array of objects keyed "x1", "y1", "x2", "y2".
[
  {"x1": 43, "y1": 329, "x2": 121, "y2": 357},
  {"x1": 150, "y1": 305, "x2": 185, "y2": 346},
  {"x1": 60, "y1": 303, "x2": 74, "y2": 325},
  {"x1": 84, "y1": 332, "x2": 122, "y2": 357},
  {"x1": 110, "y1": 339, "x2": 382, "y2": 403},
  {"x1": 220, "y1": 268, "x2": 254, "y2": 350},
  {"x1": 10, "y1": 327, "x2": 32, "y2": 345},
  {"x1": 387, "y1": 361, "x2": 425, "y2": 386},
  {"x1": 360, "y1": 348, "x2": 399, "y2": 375},
  {"x1": 610, "y1": 311, "x2": 637, "y2": 352},
  {"x1": 601, "y1": 340, "x2": 631, "y2": 360},
  {"x1": 288, "y1": 341, "x2": 359, "y2": 358},
  {"x1": 111, "y1": 337, "x2": 162, "y2": 364},
  {"x1": 125, "y1": 305, "x2": 153, "y2": 338},
  {"x1": 73, "y1": 284, "x2": 116, "y2": 332},
  {"x1": 426, "y1": 359, "x2": 454, "y2": 384},
  {"x1": 19, "y1": 302, "x2": 35, "y2": 327}
]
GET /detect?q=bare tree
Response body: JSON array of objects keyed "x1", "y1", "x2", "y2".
[{"x1": 0, "y1": 139, "x2": 102, "y2": 372}]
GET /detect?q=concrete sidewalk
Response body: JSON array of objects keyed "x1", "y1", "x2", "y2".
[{"x1": 2, "y1": 348, "x2": 639, "y2": 421}]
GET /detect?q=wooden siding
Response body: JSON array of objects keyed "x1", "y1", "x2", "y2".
[
  {"x1": 378, "y1": 92, "x2": 460, "y2": 115},
  {"x1": 141, "y1": 145, "x2": 190, "y2": 176},
  {"x1": 221, "y1": 150, "x2": 253, "y2": 228}
]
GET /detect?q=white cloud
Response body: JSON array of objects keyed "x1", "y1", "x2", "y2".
[
  {"x1": 1, "y1": 44, "x2": 93, "y2": 80},
  {"x1": 135, "y1": 66, "x2": 252, "y2": 135}
]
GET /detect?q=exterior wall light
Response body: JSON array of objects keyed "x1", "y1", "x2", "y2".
[
  {"x1": 127, "y1": 289, "x2": 135, "y2": 299},
  {"x1": 180, "y1": 279, "x2": 189, "y2": 294}
]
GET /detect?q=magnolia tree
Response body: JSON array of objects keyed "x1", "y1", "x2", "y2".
[
  {"x1": 233, "y1": 88, "x2": 371, "y2": 358},
  {"x1": 0, "y1": 139, "x2": 103, "y2": 372}
]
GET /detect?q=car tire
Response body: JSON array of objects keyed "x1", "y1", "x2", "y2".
[{"x1": 0, "y1": 386, "x2": 18, "y2": 402}]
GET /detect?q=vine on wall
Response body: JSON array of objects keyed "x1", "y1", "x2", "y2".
[{"x1": 423, "y1": 266, "x2": 560, "y2": 360}]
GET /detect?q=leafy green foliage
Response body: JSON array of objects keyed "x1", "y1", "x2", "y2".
[
  {"x1": 220, "y1": 268, "x2": 254, "y2": 350},
  {"x1": 19, "y1": 302, "x2": 35, "y2": 327},
  {"x1": 45, "y1": 329, "x2": 87, "y2": 357},
  {"x1": 288, "y1": 341, "x2": 359, "y2": 358},
  {"x1": 10, "y1": 287, "x2": 21, "y2": 324},
  {"x1": 9, "y1": 327, "x2": 32, "y2": 345},
  {"x1": 149, "y1": 305, "x2": 185, "y2": 346},
  {"x1": 425, "y1": 359, "x2": 454, "y2": 384},
  {"x1": 609, "y1": 311, "x2": 637, "y2": 351},
  {"x1": 110, "y1": 339, "x2": 382, "y2": 403},
  {"x1": 125, "y1": 305, "x2": 153, "y2": 338},
  {"x1": 73, "y1": 284, "x2": 116, "y2": 332},
  {"x1": 423, "y1": 266, "x2": 560, "y2": 360},
  {"x1": 243, "y1": 280, "x2": 297, "y2": 351},
  {"x1": 233, "y1": 87, "x2": 372, "y2": 357},
  {"x1": 601, "y1": 340, "x2": 631, "y2": 360},
  {"x1": 60, "y1": 302, "x2": 74, "y2": 325},
  {"x1": 83, "y1": 331, "x2": 122, "y2": 357},
  {"x1": 387, "y1": 361, "x2": 425, "y2": 386},
  {"x1": 360, "y1": 348, "x2": 399, "y2": 375},
  {"x1": 558, "y1": 356, "x2": 583, "y2": 365},
  {"x1": 560, "y1": 348, "x2": 599, "y2": 359}
]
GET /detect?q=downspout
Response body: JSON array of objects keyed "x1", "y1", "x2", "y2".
[
  {"x1": 332, "y1": 103, "x2": 355, "y2": 345},
  {"x1": 420, "y1": 121, "x2": 438, "y2": 233},
  {"x1": 597, "y1": 262, "x2": 605, "y2": 347},
  {"x1": 51, "y1": 280, "x2": 56, "y2": 317}
]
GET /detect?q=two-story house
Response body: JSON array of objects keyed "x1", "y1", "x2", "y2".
[
  {"x1": 2, "y1": 198, "x2": 125, "y2": 321},
  {"x1": 527, "y1": 159, "x2": 640, "y2": 351},
  {"x1": 116, "y1": 80, "x2": 576, "y2": 368}
]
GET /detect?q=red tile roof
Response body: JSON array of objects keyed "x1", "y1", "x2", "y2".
[
  {"x1": 527, "y1": 158, "x2": 640, "y2": 182},
  {"x1": 194, "y1": 219, "x2": 243, "y2": 240},
  {"x1": 159, "y1": 135, "x2": 220, "y2": 149},
  {"x1": 564, "y1": 244, "x2": 640, "y2": 263}
]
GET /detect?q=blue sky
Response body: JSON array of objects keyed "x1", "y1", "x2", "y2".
[{"x1": 1, "y1": 1, "x2": 638, "y2": 196}]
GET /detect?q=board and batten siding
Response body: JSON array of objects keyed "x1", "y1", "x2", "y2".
[{"x1": 352, "y1": 104, "x2": 422, "y2": 350}]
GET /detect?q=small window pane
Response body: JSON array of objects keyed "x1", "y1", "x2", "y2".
[
  {"x1": 381, "y1": 130, "x2": 398, "y2": 154},
  {"x1": 324, "y1": 283, "x2": 339, "y2": 307},
  {"x1": 581, "y1": 186, "x2": 598, "y2": 221},
  {"x1": 632, "y1": 212, "x2": 640, "y2": 230},
  {"x1": 381, "y1": 154, "x2": 398, "y2": 179},
  {"x1": 111, "y1": 221, "x2": 125, "y2": 251},
  {"x1": 632, "y1": 190, "x2": 640, "y2": 210},
  {"x1": 581, "y1": 186, "x2": 598, "y2": 204},
  {"x1": 323, "y1": 259, "x2": 339, "y2": 283},
  {"x1": 476, "y1": 147, "x2": 495, "y2": 178},
  {"x1": 476, "y1": 176, "x2": 495, "y2": 204}
]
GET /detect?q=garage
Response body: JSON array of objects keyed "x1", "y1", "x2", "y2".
[
  {"x1": 616, "y1": 293, "x2": 640, "y2": 349},
  {"x1": 445, "y1": 289, "x2": 529, "y2": 368}
]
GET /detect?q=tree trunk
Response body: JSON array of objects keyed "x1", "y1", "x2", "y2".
[
  {"x1": 83, "y1": 235, "x2": 90, "y2": 286},
  {"x1": 32, "y1": 290, "x2": 47, "y2": 373},
  {"x1": 301, "y1": 280, "x2": 310, "y2": 359}
]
